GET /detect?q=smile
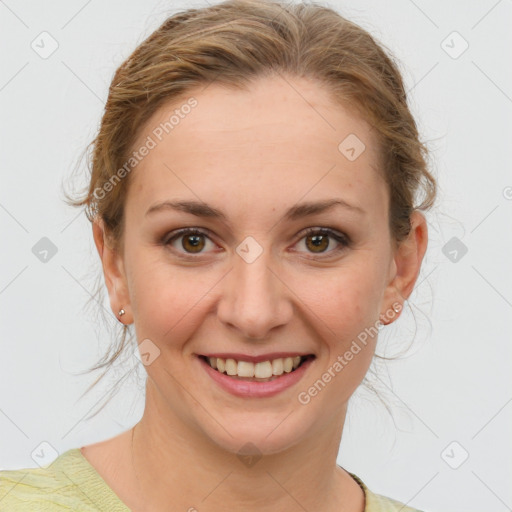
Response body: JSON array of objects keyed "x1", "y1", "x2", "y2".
[
  {"x1": 196, "y1": 354, "x2": 316, "y2": 398},
  {"x1": 200, "y1": 355, "x2": 313, "y2": 381}
]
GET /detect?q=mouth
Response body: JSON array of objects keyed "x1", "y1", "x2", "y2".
[{"x1": 197, "y1": 354, "x2": 315, "y2": 382}]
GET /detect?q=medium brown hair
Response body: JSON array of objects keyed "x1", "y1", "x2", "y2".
[{"x1": 64, "y1": 0, "x2": 437, "y2": 418}]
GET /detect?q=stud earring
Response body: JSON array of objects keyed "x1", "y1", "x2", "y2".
[{"x1": 118, "y1": 309, "x2": 125, "y2": 316}]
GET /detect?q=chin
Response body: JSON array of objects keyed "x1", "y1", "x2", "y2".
[{"x1": 198, "y1": 414, "x2": 311, "y2": 459}]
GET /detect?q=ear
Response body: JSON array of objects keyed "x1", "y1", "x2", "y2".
[
  {"x1": 92, "y1": 218, "x2": 132, "y2": 324},
  {"x1": 379, "y1": 210, "x2": 428, "y2": 325}
]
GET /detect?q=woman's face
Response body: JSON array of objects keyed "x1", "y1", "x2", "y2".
[{"x1": 97, "y1": 74, "x2": 426, "y2": 455}]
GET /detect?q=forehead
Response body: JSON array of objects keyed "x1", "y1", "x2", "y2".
[{"x1": 126, "y1": 74, "x2": 387, "y2": 219}]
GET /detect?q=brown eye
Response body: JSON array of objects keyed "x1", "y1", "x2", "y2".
[
  {"x1": 182, "y1": 233, "x2": 205, "y2": 253},
  {"x1": 163, "y1": 228, "x2": 215, "y2": 255},
  {"x1": 305, "y1": 233, "x2": 330, "y2": 253},
  {"x1": 296, "y1": 228, "x2": 349, "y2": 256}
]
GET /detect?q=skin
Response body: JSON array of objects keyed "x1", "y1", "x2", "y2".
[{"x1": 85, "y1": 74, "x2": 428, "y2": 512}]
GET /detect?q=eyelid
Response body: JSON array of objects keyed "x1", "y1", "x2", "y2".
[
  {"x1": 162, "y1": 227, "x2": 213, "y2": 245},
  {"x1": 298, "y1": 226, "x2": 349, "y2": 242}
]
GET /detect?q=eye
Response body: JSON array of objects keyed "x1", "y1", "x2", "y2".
[
  {"x1": 294, "y1": 227, "x2": 350, "y2": 256},
  {"x1": 162, "y1": 226, "x2": 350, "y2": 259},
  {"x1": 162, "y1": 228, "x2": 217, "y2": 256}
]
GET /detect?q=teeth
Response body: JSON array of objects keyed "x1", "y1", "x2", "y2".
[
  {"x1": 237, "y1": 360, "x2": 255, "y2": 377},
  {"x1": 225, "y1": 358, "x2": 237, "y2": 376},
  {"x1": 205, "y1": 355, "x2": 307, "y2": 377},
  {"x1": 254, "y1": 361, "x2": 272, "y2": 378},
  {"x1": 272, "y1": 358, "x2": 283, "y2": 375}
]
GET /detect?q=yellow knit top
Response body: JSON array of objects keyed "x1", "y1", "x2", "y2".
[{"x1": 0, "y1": 448, "x2": 425, "y2": 511}]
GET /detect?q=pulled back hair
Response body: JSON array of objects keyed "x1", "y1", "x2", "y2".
[{"x1": 64, "y1": 0, "x2": 437, "y2": 419}]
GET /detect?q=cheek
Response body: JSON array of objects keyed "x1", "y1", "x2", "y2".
[
  {"x1": 297, "y1": 268, "x2": 383, "y2": 406},
  {"x1": 301, "y1": 262, "x2": 384, "y2": 340},
  {"x1": 126, "y1": 250, "x2": 220, "y2": 345}
]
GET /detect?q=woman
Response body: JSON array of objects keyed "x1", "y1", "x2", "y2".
[{"x1": 0, "y1": 0, "x2": 436, "y2": 510}]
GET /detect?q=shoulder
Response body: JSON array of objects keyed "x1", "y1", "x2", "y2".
[
  {"x1": 0, "y1": 448, "x2": 129, "y2": 511},
  {"x1": 348, "y1": 472, "x2": 427, "y2": 512},
  {"x1": 0, "y1": 452, "x2": 72, "y2": 512}
]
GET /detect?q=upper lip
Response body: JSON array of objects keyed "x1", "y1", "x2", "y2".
[{"x1": 198, "y1": 352, "x2": 315, "y2": 363}]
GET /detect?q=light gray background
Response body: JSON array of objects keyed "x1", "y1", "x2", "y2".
[{"x1": 1, "y1": 1, "x2": 511, "y2": 511}]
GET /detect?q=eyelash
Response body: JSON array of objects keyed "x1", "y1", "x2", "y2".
[{"x1": 161, "y1": 227, "x2": 350, "y2": 260}]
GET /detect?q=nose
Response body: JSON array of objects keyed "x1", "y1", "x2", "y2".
[{"x1": 216, "y1": 245, "x2": 293, "y2": 340}]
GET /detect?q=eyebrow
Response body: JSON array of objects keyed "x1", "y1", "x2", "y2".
[{"x1": 145, "y1": 198, "x2": 366, "y2": 221}]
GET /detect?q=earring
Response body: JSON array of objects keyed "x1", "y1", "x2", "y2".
[
  {"x1": 118, "y1": 309, "x2": 125, "y2": 316},
  {"x1": 393, "y1": 304, "x2": 401, "y2": 313}
]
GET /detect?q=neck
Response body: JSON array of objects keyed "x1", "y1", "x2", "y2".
[{"x1": 128, "y1": 381, "x2": 360, "y2": 512}]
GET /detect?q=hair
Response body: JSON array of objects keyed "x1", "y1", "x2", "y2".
[{"x1": 63, "y1": 0, "x2": 437, "y2": 421}]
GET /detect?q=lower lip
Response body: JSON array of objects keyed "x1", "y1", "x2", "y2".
[{"x1": 197, "y1": 356, "x2": 314, "y2": 398}]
